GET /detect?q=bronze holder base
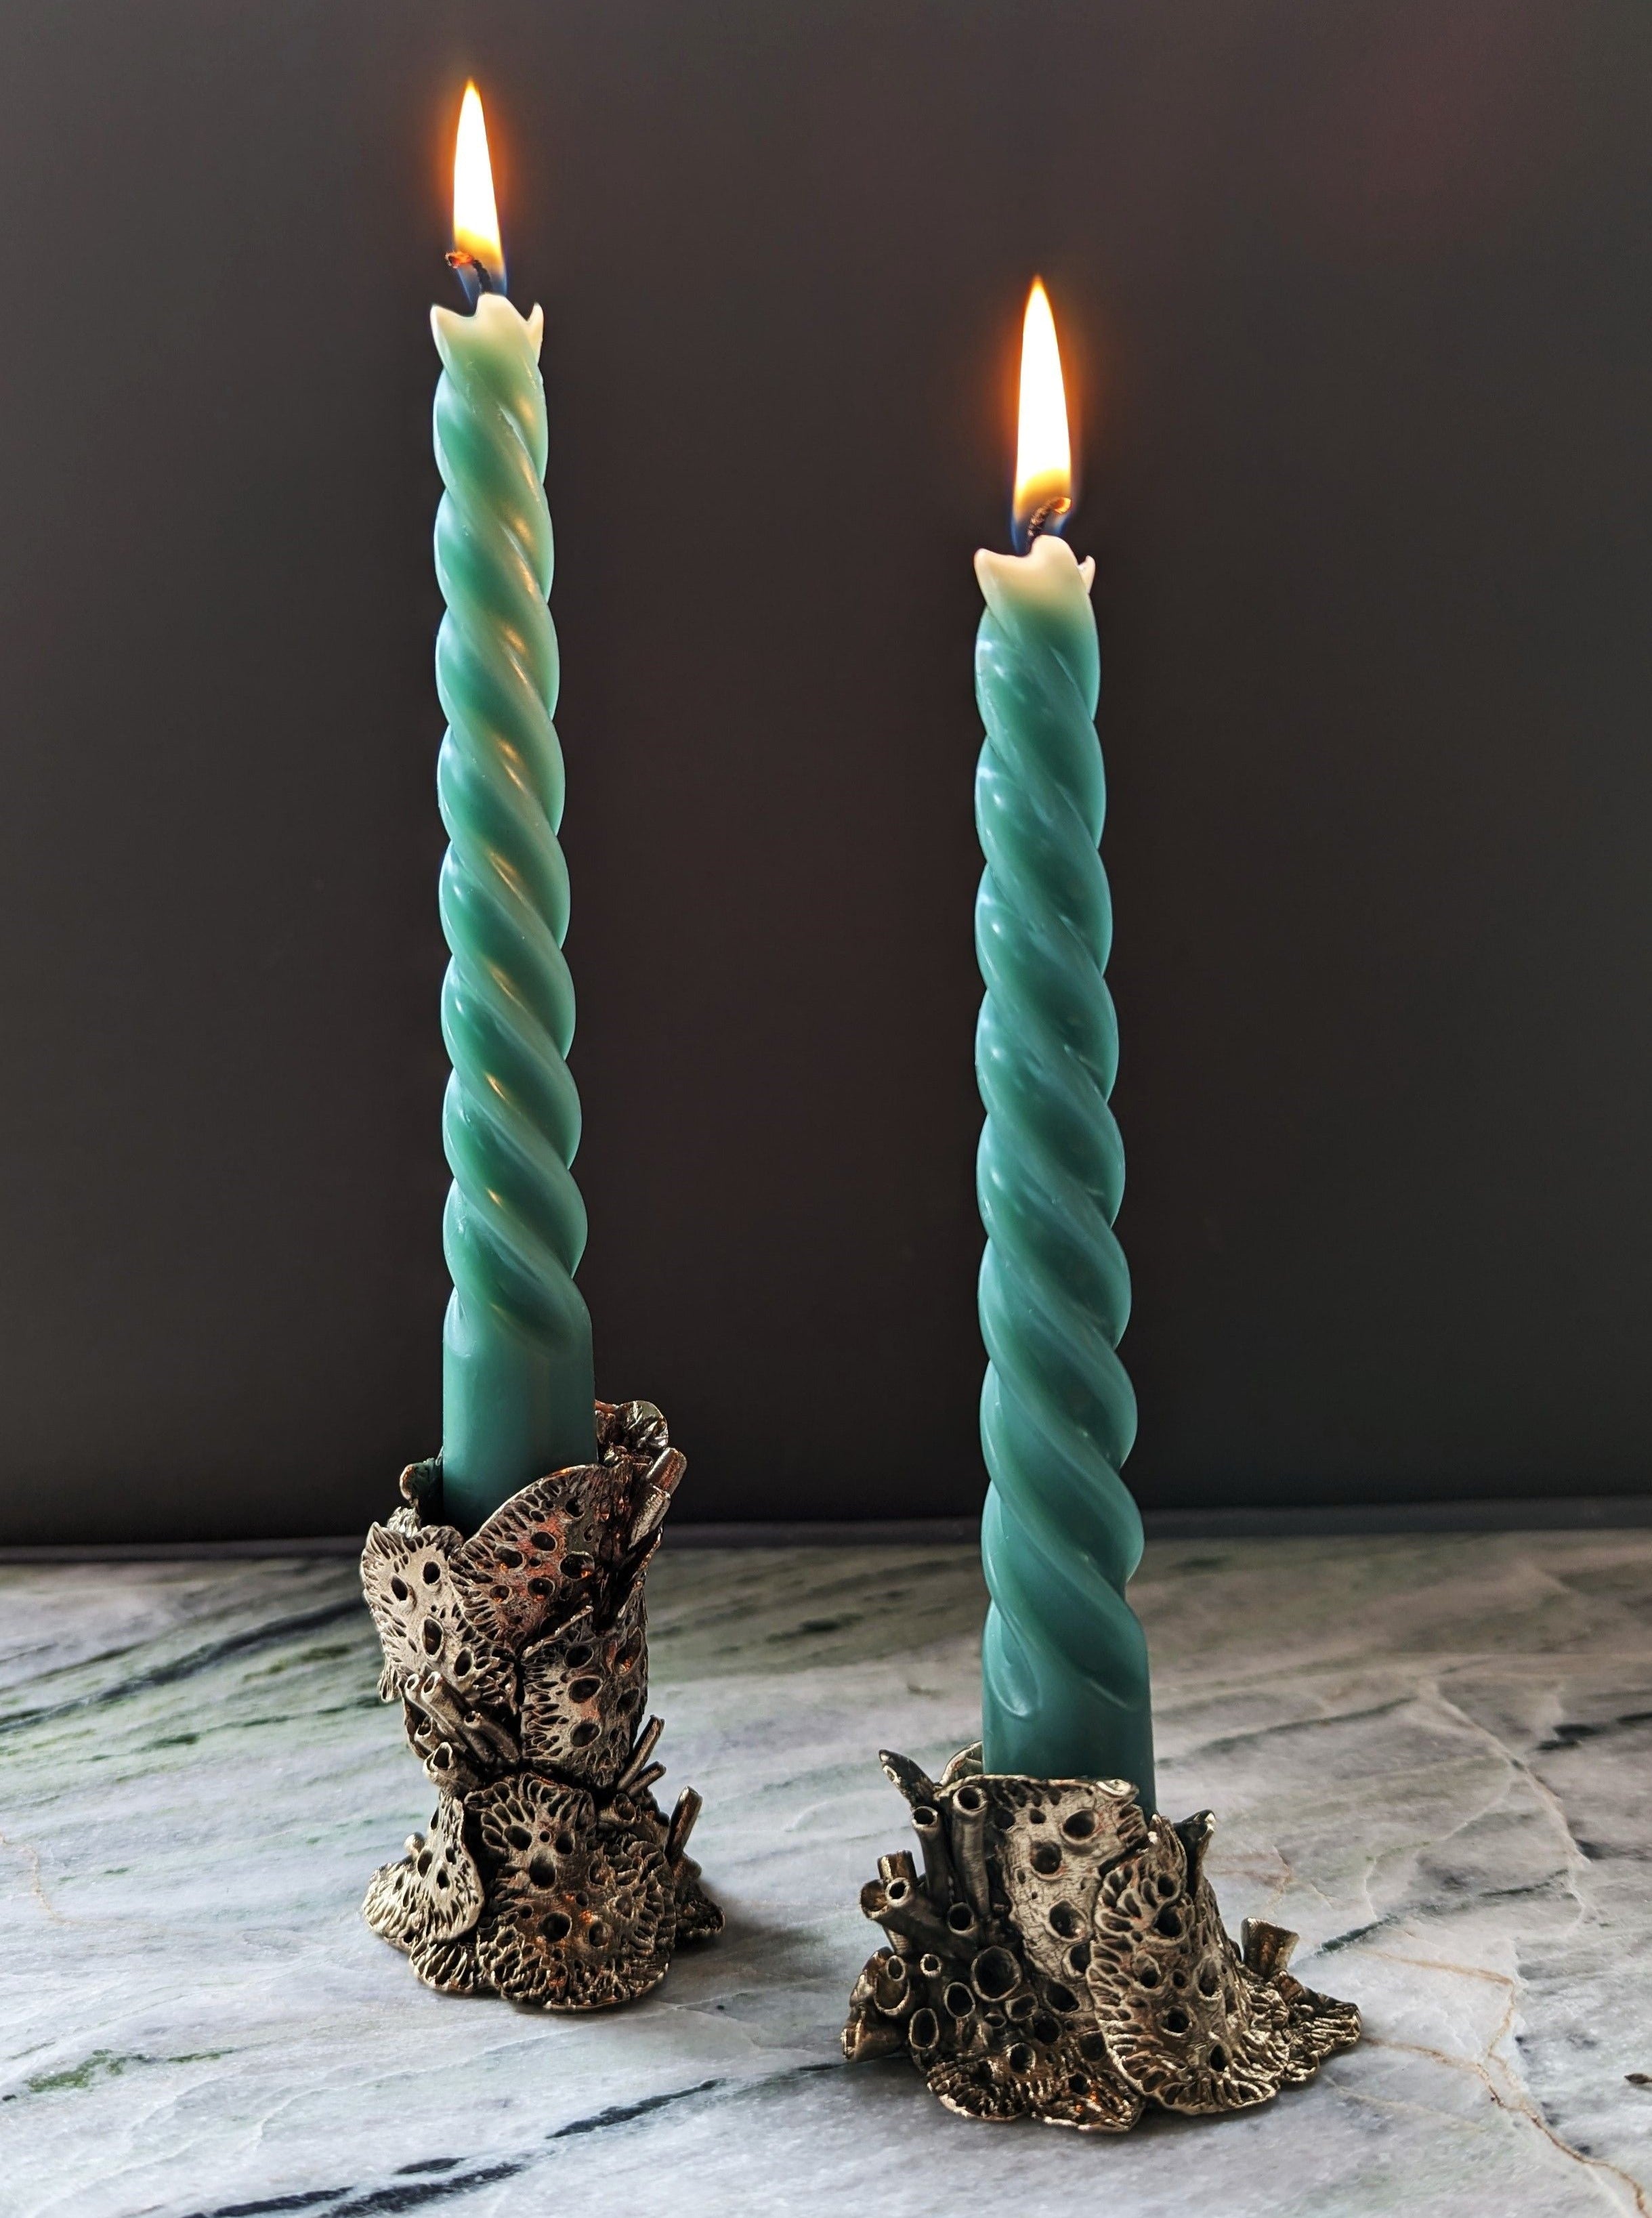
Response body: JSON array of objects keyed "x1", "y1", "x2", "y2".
[
  {"x1": 359, "y1": 1398, "x2": 720, "y2": 2011},
  {"x1": 845, "y1": 1745, "x2": 1359, "y2": 2129}
]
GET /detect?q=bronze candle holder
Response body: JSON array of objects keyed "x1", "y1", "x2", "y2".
[
  {"x1": 359, "y1": 1398, "x2": 719, "y2": 2010},
  {"x1": 845, "y1": 1746, "x2": 1359, "y2": 2129}
]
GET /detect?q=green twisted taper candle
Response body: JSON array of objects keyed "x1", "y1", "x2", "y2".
[
  {"x1": 432, "y1": 90, "x2": 595, "y2": 1533},
  {"x1": 974, "y1": 286, "x2": 1154, "y2": 1801}
]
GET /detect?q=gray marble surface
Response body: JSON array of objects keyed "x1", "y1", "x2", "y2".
[{"x1": 4, "y1": 1533, "x2": 1651, "y2": 2216}]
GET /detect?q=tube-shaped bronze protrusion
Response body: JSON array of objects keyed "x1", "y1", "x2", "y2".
[
  {"x1": 665, "y1": 1786, "x2": 703, "y2": 1865},
  {"x1": 948, "y1": 1782, "x2": 992, "y2": 1921},
  {"x1": 616, "y1": 1713, "x2": 665, "y2": 1792},
  {"x1": 879, "y1": 1850, "x2": 918, "y2": 1888},
  {"x1": 910, "y1": 1804, "x2": 957, "y2": 1904},
  {"x1": 871, "y1": 1949, "x2": 914, "y2": 2019},
  {"x1": 406, "y1": 1669, "x2": 520, "y2": 1767},
  {"x1": 860, "y1": 1877, "x2": 954, "y2": 1953}
]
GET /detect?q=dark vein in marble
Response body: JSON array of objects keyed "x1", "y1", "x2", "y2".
[
  {"x1": 548, "y1": 2072, "x2": 727, "y2": 2137},
  {"x1": 188, "y1": 2192, "x2": 354, "y2": 2218},
  {"x1": 1181, "y1": 1692, "x2": 1414, "y2": 1760},
  {"x1": 331, "y1": 2162, "x2": 528, "y2": 2215},
  {"x1": 0, "y1": 1600, "x2": 367, "y2": 1739}
]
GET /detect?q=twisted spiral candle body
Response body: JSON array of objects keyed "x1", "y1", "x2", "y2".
[
  {"x1": 974, "y1": 532, "x2": 1155, "y2": 1805},
  {"x1": 432, "y1": 293, "x2": 595, "y2": 1532}
]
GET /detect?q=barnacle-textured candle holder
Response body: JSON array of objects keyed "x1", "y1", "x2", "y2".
[
  {"x1": 360, "y1": 1397, "x2": 720, "y2": 2010},
  {"x1": 845, "y1": 1746, "x2": 1359, "y2": 2129}
]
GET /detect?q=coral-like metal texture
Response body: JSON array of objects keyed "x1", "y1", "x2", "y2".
[
  {"x1": 361, "y1": 1398, "x2": 720, "y2": 2010},
  {"x1": 845, "y1": 1745, "x2": 1358, "y2": 2129}
]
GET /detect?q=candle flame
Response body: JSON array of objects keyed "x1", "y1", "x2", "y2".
[
  {"x1": 1013, "y1": 279, "x2": 1072, "y2": 545},
  {"x1": 452, "y1": 82, "x2": 505, "y2": 289}
]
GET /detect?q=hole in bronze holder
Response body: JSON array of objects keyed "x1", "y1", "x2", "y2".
[{"x1": 971, "y1": 1946, "x2": 1019, "y2": 2000}]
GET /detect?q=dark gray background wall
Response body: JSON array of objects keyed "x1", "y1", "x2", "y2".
[{"x1": 1, "y1": 0, "x2": 1649, "y2": 1543}]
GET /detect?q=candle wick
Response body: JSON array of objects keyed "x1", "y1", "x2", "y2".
[
  {"x1": 1014, "y1": 494, "x2": 1074, "y2": 555},
  {"x1": 446, "y1": 249, "x2": 505, "y2": 309}
]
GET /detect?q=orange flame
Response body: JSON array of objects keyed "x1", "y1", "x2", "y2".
[
  {"x1": 452, "y1": 83, "x2": 505, "y2": 286},
  {"x1": 1013, "y1": 280, "x2": 1072, "y2": 542}
]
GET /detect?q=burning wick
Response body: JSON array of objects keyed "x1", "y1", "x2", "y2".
[
  {"x1": 1017, "y1": 490, "x2": 1073, "y2": 549},
  {"x1": 446, "y1": 249, "x2": 505, "y2": 307}
]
